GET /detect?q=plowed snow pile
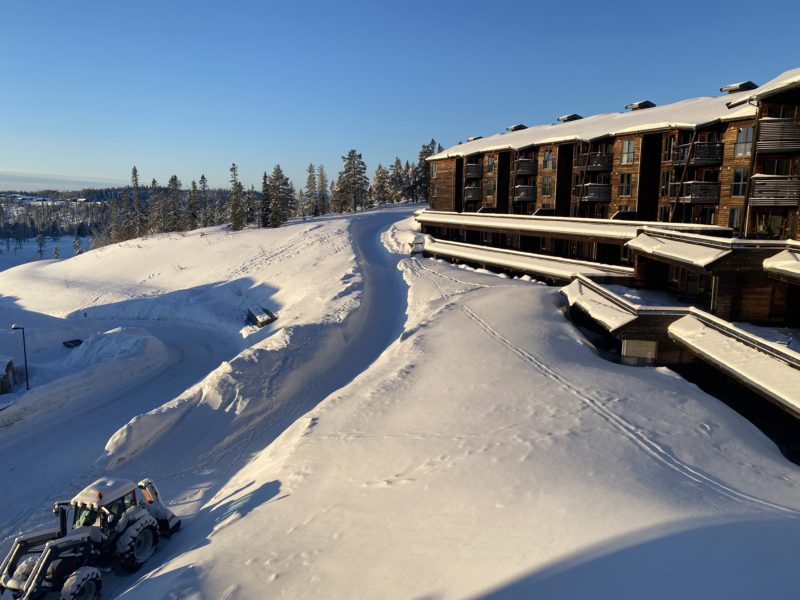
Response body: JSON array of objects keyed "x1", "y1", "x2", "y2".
[{"x1": 2, "y1": 208, "x2": 800, "y2": 599}]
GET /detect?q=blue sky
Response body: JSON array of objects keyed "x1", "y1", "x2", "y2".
[{"x1": 1, "y1": 0, "x2": 798, "y2": 192}]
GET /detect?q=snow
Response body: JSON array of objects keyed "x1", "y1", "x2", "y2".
[
  {"x1": 425, "y1": 237, "x2": 633, "y2": 280},
  {"x1": 561, "y1": 279, "x2": 638, "y2": 331},
  {"x1": 764, "y1": 247, "x2": 800, "y2": 281},
  {"x1": 430, "y1": 86, "x2": 760, "y2": 160},
  {"x1": 727, "y1": 66, "x2": 800, "y2": 106},
  {"x1": 71, "y1": 477, "x2": 136, "y2": 509},
  {"x1": 2, "y1": 207, "x2": 800, "y2": 599},
  {"x1": 627, "y1": 232, "x2": 731, "y2": 268},
  {"x1": 669, "y1": 312, "x2": 800, "y2": 408}
]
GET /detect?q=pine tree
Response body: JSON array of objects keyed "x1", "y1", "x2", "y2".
[
  {"x1": 317, "y1": 165, "x2": 329, "y2": 215},
  {"x1": 260, "y1": 171, "x2": 271, "y2": 227},
  {"x1": 369, "y1": 164, "x2": 391, "y2": 206},
  {"x1": 187, "y1": 180, "x2": 199, "y2": 231},
  {"x1": 72, "y1": 236, "x2": 81, "y2": 255},
  {"x1": 131, "y1": 166, "x2": 145, "y2": 237},
  {"x1": 268, "y1": 164, "x2": 292, "y2": 227},
  {"x1": 305, "y1": 163, "x2": 318, "y2": 216},
  {"x1": 389, "y1": 157, "x2": 406, "y2": 202},
  {"x1": 406, "y1": 160, "x2": 418, "y2": 201},
  {"x1": 198, "y1": 174, "x2": 210, "y2": 226},
  {"x1": 147, "y1": 179, "x2": 161, "y2": 233},
  {"x1": 53, "y1": 245, "x2": 60, "y2": 259},
  {"x1": 229, "y1": 163, "x2": 244, "y2": 230},
  {"x1": 167, "y1": 175, "x2": 182, "y2": 232},
  {"x1": 336, "y1": 150, "x2": 369, "y2": 213},
  {"x1": 417, "y1": 138, "x2": 441, "y2": 202}
]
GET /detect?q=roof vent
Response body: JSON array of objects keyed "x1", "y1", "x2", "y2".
[
  {"x1": 557, "y1": 114, "x2": 582, "y2": 123},
  {"x1": 625, "y1": 100, "x2": 656, "y2": 111},
  {"x1": 506, "y1": 123, "x2": 527, "y2": 132},
  {"x1": 720, "y1": 81, "x2": 758, "y2": 94},
  {"x1": 467, "y1": 135, "x2": 483, "y2": 142}
]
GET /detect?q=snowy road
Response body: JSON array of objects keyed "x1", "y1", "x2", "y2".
[{"x1": 0, "y1": 320, "x2": 241, "y2": 547}]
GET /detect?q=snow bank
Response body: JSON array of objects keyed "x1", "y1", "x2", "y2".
[{"x1": 0, "y1": 328, "x2": 167, "y2": 429}]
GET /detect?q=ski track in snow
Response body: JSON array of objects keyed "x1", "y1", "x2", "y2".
[{"x1": 410, "y1": 257, "x2": 800, "y2": 517}]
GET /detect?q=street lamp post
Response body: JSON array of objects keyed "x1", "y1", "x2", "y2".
[{"x1": 11, "y1": 324, "x2": 29, "y2": 390}]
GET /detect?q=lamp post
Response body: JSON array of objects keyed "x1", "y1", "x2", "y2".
[{"x1": 11, "y1": 324, "x2": 29, "y2": 390}]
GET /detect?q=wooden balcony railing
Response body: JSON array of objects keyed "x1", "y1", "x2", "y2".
[
  {"x1": 574, "y1": 152, "x2": 613, "y2": 171},
  {"x1": 514, "y1": 158, "x2": 536, "y2": 176},
  {"x1": 671, "y1": 143, "x2": 723, "y2": 165},
  {"x1": 576, "y1": 183, "x2": 611, "y2": 202},
  {"x1": 757, "y1": 118, "x2": 800, "y2": 152},
  {"x1": 465, "y1": 163, "x2": 483, "y2": 179},
  {"x1": 749, "y1": 175, "x2": 800, "y2": 206},
  {"x1": 669, "y1": 181, "x2": 720, "y2": 203},
  {"x1": 513, "y1": 185, "x2": 536, "y2": 202}
]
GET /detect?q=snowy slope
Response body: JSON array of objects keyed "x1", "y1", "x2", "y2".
[{"x1": 2, "y1": 208, "x2": 800, "y2": 599}]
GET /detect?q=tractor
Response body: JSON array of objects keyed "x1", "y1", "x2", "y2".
[{"x1": 0, "y1": 477, "x2": 181, "y2": 599}]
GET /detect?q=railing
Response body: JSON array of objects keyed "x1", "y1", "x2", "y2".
[
  {"x1": 669, "y1": 181, "x2": 720, "y2": 203},
  {"x1": 464, "y1": 186, "x2": 483, "y2": 201},
  {"x1": 576, "y1": 183, "x2": 611, "y2": 202},
  {"x1": 513, "y1": 185, "x2": 536, "y2": 202},
  {"x1": 514, "y1": 158, "x2": 536, "y2": 176},
  {"x1": 465, "y1": 163, "x2": 482, "y2": 179},
  {"x1": 671, "y1": 143, "x2": 723, "y2": 165},
  {"x1": 574, "y1": 152, "x2": 613, "y2": 170},
  {"x1": 749, "y1": 175, "x2": 800, "y2": 206},
  {"x1": 757, "y1": 118, "x2": 800, "y2": 152}
]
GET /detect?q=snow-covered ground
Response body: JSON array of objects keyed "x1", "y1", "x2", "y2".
[{"x1": 1, "y1": 207, "x2": 800, "y2": 599}]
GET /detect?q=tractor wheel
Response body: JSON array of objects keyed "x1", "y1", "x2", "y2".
[
  {"x1": 60, "y1": 566, "x2": 102, "y2": 600},
  {"x1": 116, "y1": 515, "x2": 159, "y2": 570}
]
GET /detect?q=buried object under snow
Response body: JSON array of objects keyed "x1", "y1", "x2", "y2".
[{"x1": 0, "y1": 477, "x2": 180, "y2": 599}]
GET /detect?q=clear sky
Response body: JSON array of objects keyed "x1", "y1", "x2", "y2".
[{"x1": 1, "y1": 0, "x2": 798, "y2": 192}]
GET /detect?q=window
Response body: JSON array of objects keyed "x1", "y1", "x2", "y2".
[
  {"x1": 731, "y1": 167, "x2": 749, "y2": 196},
  {"x1": 728, "y1": 207, "x2": 743, "y2": 229},
  {"x1": 430, "y1": 182, "x2": 436, "y2": 201},
  {"x1": 660, "y1": 170, "x2": 671, "y2": 196},
  {"x1": 487, "y1": 156, "x2": 495, "y2": 173},
  {"x1": 621, "y1": 140, "x2": 635, "y2": 165},
  {"x1": 485, "y1": 178, "x2": 496, "y2": 196},
  {"x1": 766, "y1": 105, "x2": 798, "y2": 119},
  {"x1": 663, "y1": 136, "x2": 675, "y2": 161},
  {"x1": 543, "y1": 149, "x2": 554, "y2": 169},
  {"x1": 541, "y1": 176, "x2": 553, "y2": 196},
  {"x1": 431, "y1": 163, "x2": 437, "y2": 177},
  {"x1": 734, "y1": 126, "x2": 753, "y2": 157},
  {"x1": 761, "y1": 158, "x2": 796, "y2": 176},
  {"x1": 619, "y1": 173, "x2": 632, "y2": 196},
  {"x1": 659, "y1": 206, "x2": 670, "y2": 222}
]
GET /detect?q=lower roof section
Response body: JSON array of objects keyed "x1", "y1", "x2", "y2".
[
  {"x1": 763, "y1": 246, "x2": 800, "y2": 282},
  {"x1": 423, "y1": 238, "x2": 633, "y2": 282},
  {"x1": 669, "y1": 311, "x2": 800, "y2": 413}
]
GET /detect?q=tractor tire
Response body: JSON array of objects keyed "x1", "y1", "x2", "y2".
[
  {"x1": 61, "y1": 566, "x2": 102, "y2": 600},
  {"x1": 116, "y1": 515, "x2": 159, "y2": 570}
]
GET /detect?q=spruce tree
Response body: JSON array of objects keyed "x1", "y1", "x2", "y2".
[
  {"x1": 167, "y1": 175, "x2": 182, "y2": 232},
  {"x1": 417, "y1": 138, "x2": 441, "y2": 202},
  {"x1": 369, "y1": 164, "x2": 391, "y2": 206},
  {"x1": 260, "y1": 171, "x2": 271, "y2": 227},
  {"x1": 147, "y1": 179, "x2": 161, "y2": 233},
  {"x1": 317, "y1": 165, "x2": 329, "y2": 215},
  {"x1": 229, "y1": 163, "x2": 244, "y2": 230},
  {"x1": 131, "y1": 166, "x2": 145, "y2": 237},
  {"x1": 305, "y1": 163, "x2": 318, "y2": 216},
  {"x1": 187, "y1": 180, "x2": 199, "y2": 231},
  {"x1": 336, "y1": 150, "x2": 369, "y2": 213},
  {"x1": 389, "y1": 157, "x2": 406, "y2": 202},
  {"x1": 268, "y1": 164, "x2": 292, "y2": 227},
  {"x1": 198, "y1": 174, "x2": 210, "y2": 226}
]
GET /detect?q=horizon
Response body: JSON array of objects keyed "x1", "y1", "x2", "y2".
[{"x1": 1, "y1": 0, "x2": 798, "y2": 193}]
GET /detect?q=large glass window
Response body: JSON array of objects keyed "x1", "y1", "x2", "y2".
[
  {"x1": 619, "y1": 173, "x2": 632, "y2": 196},
  {"x1": 734, "y1": 127, "x2": 753, "y2": 156},
  {"x1": 660, "y1": 170, "x2": 671, "y2": 196},
  {"x1": 543, "y1": 149, "x2": 554, "y2": 169},
  {"x1": 621, "y1": 140, "x2": 635, "y2": 165},
  {"x1": 487, "y1": 156, "x2": 495, "y2": 173},
  {"x1": 731, "y1": 167, "x2": 749, "y2": 196},
  {"x1": 766, "y1": 105, "x2": 798, "y2": 119},
  {"x1": 541, "y1": 176, "x2": 553, "y2": 196}
]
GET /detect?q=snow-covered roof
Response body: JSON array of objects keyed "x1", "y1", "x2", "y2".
[
  {"x1": 416, "y1": 211, "x2": 729, "y2": 243},
  {"x1": 71, "y1": 477, "x2": 135, "y2": 509},
  {"x1": 727, "y1": 67, "x2": 800, "y2": 107},
  {"x1": 424, "y1": 238, "x2": 633, "y2": 281},
  {"x1": 627, "y1": 232, "x2": 731, "y2": 268},
  {"x1": 429, "y1": 86, "x2": 760, "y2": 160},
  {"x1": 669, "y1": 311, "x2": 800, "y2": 410},
  {"x1": 561, "y1": 279, "x2": 638, "y2": 332},
  {"x1": 763, "y1": 247, "x2": 800, "y2": 281}
]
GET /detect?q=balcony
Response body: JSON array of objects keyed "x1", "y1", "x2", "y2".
[
  {"x1": 464, "y1": 186, "x2": 483, "y2": 202},
  {"x1": 465, "y1": 163, "x2": 483, "y2": 179},
  {"x1": 757, "y1": 118, "x2": 800, "y2": 152},
  {"x1": 514, "y1": 158, "x2": 536, "y2": 176},
  {"x1": 575, "y1": 152, "x2": 613, "y2": 171},
  {"x1": 513, "y1": 185, "x2": 536, "y2": 202},
  {"x1": 576, "y1": 183, "x2": 611, "y2": 202},
  {"x1": 749, "y1": 175, "x2": 800, "y2": 206},
  {"x1": 669, "y1": 181, "x2": 720, "y2": 204},
  {"x1": 671, "y1": 143, "x2": 723, "y2": 165}
]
